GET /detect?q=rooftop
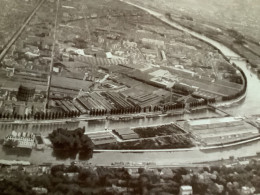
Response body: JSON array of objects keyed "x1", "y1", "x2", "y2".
[
  {"x1": 180, "y1": 185, "x2": 193, "y2": 190},
  {"x1": 187, "y1": 117, "x2": 240, "y2": 126}
]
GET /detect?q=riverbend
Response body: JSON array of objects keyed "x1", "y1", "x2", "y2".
[{"x1": 1, "y1": 1, "x2": 260, "y2": 165}]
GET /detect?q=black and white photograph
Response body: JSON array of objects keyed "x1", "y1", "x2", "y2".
[{"x1": 0, "y1": 0, "x2": 260, "y2": 194}]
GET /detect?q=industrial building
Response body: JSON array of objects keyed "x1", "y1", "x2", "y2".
[
  {"x1": 113, "y1": 128, "x2": 139, "y2": 140},
  {"x1": 184, "y1": 117, "x2": 242, "y2": 131},
  {"x1": 184, "y1": 117, "x2": 260, "y2": 145},
  {"x1": 17, "y1": 85, "x2": 35, "y2": 101},
  {"x1": 87, "y1": 132, "x2": 117, "y2": 146}
]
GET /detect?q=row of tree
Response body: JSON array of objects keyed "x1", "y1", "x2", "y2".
[
  {"x1": 0, "y1": 113, "x2": 29, "y2": 120},
  {"x1": 89, "y1": 106, "x2": 148, "y2": 116},
  {"x1": 0, "y1": 111, "x2": 81, "y2": 120},
  {"x1": 88, "y1": 103, "x2": 190, "y2": 116},
  {"x1": 34, "y1": 111, "x2": 81, "y2": 120},
  {"x1": 189, "y1": 98, "x2": 216, "y2": 108},
  {"x1": 162, "y1": 103, "x2": 185, "y2": 111}
]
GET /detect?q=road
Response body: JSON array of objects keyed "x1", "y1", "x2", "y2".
[
  {"x1": 46, "y1": 0, "x2": 60, "y2": 109},
  {"x1": 0, "y1": 0, "x2": 46, "y2": 61}
]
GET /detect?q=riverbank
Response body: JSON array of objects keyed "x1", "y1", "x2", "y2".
[
  {"x1": 94, "y1": 133, "x2": 260, "y2": 153},
  {"x1": 125, "y1": 0, "x2": 260, "y2": 71},
  {"x1": 1, "y1": 0, "x2": 260, "y2": 166},
  {"x1": 122, "y1": 0, "x2": 260, "y2": 116}
]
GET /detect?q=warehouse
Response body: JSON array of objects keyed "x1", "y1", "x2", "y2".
[{"x1": 184, "y1": 117, "x2": 259, "y2": 145}]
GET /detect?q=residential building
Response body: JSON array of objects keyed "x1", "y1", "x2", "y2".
[
  {"x1": 6, "y1": 67, "x2": 15, "y2": 77},
  {"x1": 241, "y1": 186, "x2": 255, "y2": 195},
  {"x1": 32, "y1": 187, "x2": 48, "y2": 194},
  {"x1": 179, "y1": 185, "x2": 193, "y2": 195}
]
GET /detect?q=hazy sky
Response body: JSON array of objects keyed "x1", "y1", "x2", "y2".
[{"x1": 133, "y1": 0, "x2": 260, "y2": 39}]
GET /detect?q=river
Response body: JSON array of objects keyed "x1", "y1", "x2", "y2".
[{"x1": 1, "y1": 1, "x2": 260, "y2": 165}]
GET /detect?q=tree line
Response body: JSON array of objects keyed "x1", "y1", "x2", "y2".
[{"x1": 0, "y1": 110, "x2": 81, "y2": 120}]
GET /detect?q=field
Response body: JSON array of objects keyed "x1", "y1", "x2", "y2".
[
  {"x1": 0, "y1": 0, "x2": 40, "y2": 49},
  {"x1": 128, "y1": 0, "x2": 260, "y2": 69},
  {"x1": 129, "y1": 0, "x2": 260, "y2": 41}
]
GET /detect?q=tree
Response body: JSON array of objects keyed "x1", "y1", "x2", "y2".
[
  {"x1": 101, "y1": 110, "x2": 105, "y2": 115},
  {"x1": 78, "y1": 169, "x2": 91, "y2": 181},
  {"x1": 71, "y1": 111, "x2": 75, "y2": 117},
  {"x1": 49, "y1": 127, "x2": 94, "y2": 161},
  {"x1": 50, "y1": 112, "x2": 54, "y2": 119},
  {"x1": 51, "y1": 164, "x2": 65, "y2": 176},
  {"x1": 44, "y1": 112, "x2": 48, "y2": 120},
  {"x1": 54, "y1": 112, "x2": 58, "y2": 119},
  {"x1": 191, "y1": 175, "x2": 209, "y2": 195}
]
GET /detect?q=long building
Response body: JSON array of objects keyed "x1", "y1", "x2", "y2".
[
  {"x1": 184, "y1": 117, "x2": 259, "y2": 145},
  {"x1": 103, "y1": 92, "x2": 135, "y2": 109},
  {"x1": 184, "y1": 117, "x2": 243, "y2": 131}
]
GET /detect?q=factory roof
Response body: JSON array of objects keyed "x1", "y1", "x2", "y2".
[{"x1": 187, "y1": 117, "x2": 240, "y2": 126}]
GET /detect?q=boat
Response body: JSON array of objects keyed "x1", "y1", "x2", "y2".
[
  {"x1": 119, "y1": 116, "x2": 133, "y2": 120},
  {"x1": 158, "y1": 113, "x2": 167, "y2": 117},
  {"x1": 166, "y1": 111, "x2": 183, "y2": 116},
  {"x1": 66, "y1": 120, "x2": 79, "y2": 124},
  {"x1": 107, "y1": 116, "x2": 120, "y2": 121},
  {"x1": 146, "y1": 114, "x2": 159, "y2": 118},
  {"x1": 133, "y1": 115, "x2": 145, "y2": 119}
]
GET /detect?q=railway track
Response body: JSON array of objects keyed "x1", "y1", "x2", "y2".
[{"x1": 0, "y1": 0, "x2": 46, "y2": 62}]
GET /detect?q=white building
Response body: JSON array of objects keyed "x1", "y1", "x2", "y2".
[
  {"x1": 184, "y1": 117, "x2": 245, "y2": 131},
  {"x1": 179, "y1": 185, "x2": 193, "y2": 195},
  {"x1": 241, "y1": 186, "x2": 255, "y2": 195},
  {"x1": 6, "y1": 67, "x2": 15, "y2": 77},
  {"x1": 4, "y1": 131, "x2": 35, "y2": 149},
  {"x1": 141, "y1": 38, "x2": 165, "y2": 49}
]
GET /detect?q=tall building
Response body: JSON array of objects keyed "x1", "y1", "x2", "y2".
[{"x1": 17, "y1": 85, "x2": 35, "y2": 101}]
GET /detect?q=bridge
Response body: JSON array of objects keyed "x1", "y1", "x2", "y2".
[
  {"x1": 208, "y1": 105, "x2": 232, "y2": 116},
  {"x1": 226, "y1": 56, "x2": 247, "y2": 61}
]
